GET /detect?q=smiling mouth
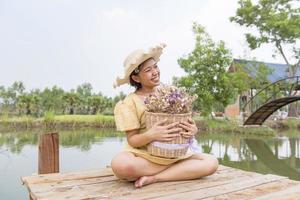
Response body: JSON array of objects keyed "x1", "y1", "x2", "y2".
[{"x1": 151, "y1": 76, "x2": 160, "y2": 81}]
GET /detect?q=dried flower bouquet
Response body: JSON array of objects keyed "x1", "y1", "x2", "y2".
[{"x1": 144, "y1": 85, "x2": 197, "y2": 158}]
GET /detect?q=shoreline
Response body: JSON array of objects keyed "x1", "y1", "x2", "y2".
[
  {"x1": 1, "y1": 115, "x2": 298, "y2": 135},
  {"x1": 0, "y1": 114, "x2": 115, "y2": 131}
]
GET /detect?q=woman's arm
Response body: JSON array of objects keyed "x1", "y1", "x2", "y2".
[
  {"x1": 125, "y1": 129, "x2": 153, "y2": 148},
  {"x1": 126, "y1": 121, "x2": 182, "y2": 148}
]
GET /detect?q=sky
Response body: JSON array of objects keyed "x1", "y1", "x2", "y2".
[{"x1": 0, "y1": 0, "x2": 294, "y2": 97}]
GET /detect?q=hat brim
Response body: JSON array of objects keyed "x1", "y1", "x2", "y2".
[{"x1": 114, "y1": 43, "x2": 166, "y2": 88}]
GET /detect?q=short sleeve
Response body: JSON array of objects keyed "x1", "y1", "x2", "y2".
[{"x1": 114, "y1": 100, "x2": 140, "y2": 132}]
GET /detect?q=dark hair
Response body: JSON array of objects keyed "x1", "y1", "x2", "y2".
[
  {"x1": 129, "y1": 70, "x2": 142, "y2": 90},
  {"x1": 129, "y1": 58, "x2": 153, "y2": 90}
]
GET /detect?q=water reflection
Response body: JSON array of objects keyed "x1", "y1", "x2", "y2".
[
  {"x1": 0, "y1": 129, "x2": 124, "y2": 152},
  {"x1": 198, "y1": 133, "x2": 300, "y2": 181},
  {"x1": 0, "y1": 129, "x2": 125, "y2": 200},
  {"x1": 0, "y1": 129, "x2": 300, "y2": 199},
  {"x1": 245, "y1": 138, "x2": 300, "y2": 180}
]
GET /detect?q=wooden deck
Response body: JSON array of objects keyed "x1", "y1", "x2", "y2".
[{"x1": 21, "y1": 165, "x2": 300, "y2": 200}]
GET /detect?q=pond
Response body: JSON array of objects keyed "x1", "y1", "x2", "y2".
[{"x1": 0, "y1": 129, "x2": 300, "y2": 199}]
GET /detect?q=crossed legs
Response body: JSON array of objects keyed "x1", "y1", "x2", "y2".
[{"x1": 111, "y1": 151, "x2": 218, "y2": 188}]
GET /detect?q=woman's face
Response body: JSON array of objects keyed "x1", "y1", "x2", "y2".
[{"x1": 134, "y1": 58, "x2": 160, "y2": 89}]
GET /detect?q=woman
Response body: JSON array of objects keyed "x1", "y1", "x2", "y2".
[{"x1": 112, "y1": 43, "x2": 218, "y2": 188}]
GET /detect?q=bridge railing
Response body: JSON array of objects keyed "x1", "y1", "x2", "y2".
[{"x1": 242, "y1": 76, "x2": 300, "y2": 115}]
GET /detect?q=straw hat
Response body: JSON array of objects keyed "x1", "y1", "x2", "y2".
[{"x1": 113, "y1": 43, "x2": 167, "y2": 88}]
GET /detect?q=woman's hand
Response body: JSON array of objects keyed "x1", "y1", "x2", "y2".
[
  {"x1": 179, "y1": 118, "x2": 198, "y2": 139},
  {"x1": 145, "y1": 119, "x2": 182, "y2": 142}
]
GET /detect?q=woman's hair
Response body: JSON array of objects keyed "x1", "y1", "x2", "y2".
[
  {"x1": 129, "y1": 70, "x2": 142, "y2": 90},
  {"x1": 129, "y1": 58, "x2": 153, "y2": 90}
]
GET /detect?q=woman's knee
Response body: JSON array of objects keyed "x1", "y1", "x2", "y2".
[
  {"x1": 193, "y1": 153, "x2": 219, "y2": 175},
  {"x1": 206, "y1": 155, "x2": 219, "y2": 175},
  {"x1": 111, "y1": 153, "x2": 137, "y2": 180}
]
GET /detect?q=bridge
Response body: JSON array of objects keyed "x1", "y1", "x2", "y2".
[{"x1": 243, "y1": 76, "x2": 300, "y2": 125}]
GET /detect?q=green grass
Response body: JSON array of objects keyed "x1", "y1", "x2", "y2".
[
  {"x1": 54, "y1": 114, "x2": 114, "y2": 122},
  {"x1": 194, "y1": 118, "x2": 275, "y2": 136},
  {"x1": 0, "y1": 115, "x2": 36, "y2": 129},
  {"x1": 50, "y1": 114, "x2": 115, "y2": 129},
  {"x1": 265, "y1": 118, "x2": 300, "y2": 129},
  {"x1": 0, "y1": 114, "x2": 298, "y2": 136},
  {"x1": 1, "y1": 115, "x2": 35, "y2": 122},
  {"x1": 0, "y1": 114, "x2": 115, "y2": 130},
  {"x1": 278, "y1": 118, "x2": 299, "y2": 129}
]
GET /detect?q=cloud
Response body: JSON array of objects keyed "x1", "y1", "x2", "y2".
[
  {"x1": 100, "y1": 8, "x2": 137, "y2": 19},
  {"x1": 0, "y1": 0, "x2": 291, "y2": 98}
]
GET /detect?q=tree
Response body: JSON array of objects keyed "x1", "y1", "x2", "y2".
[
  {"x1": 0, "y1": 86, "x2": 8, "y2": 113},
  {"x1": 230, "y1": 0, "x2": 300, "y2": 116},
  {"x1": 176, "y1": 23, "x2": 237, "y2": 116},
  {"x1": 230, "y1": 60, "x2": 274, "y2": 113},
  {"x1": 101, "y1": 96, "x2": 113, "y2": 114},
  {"x1": 17, "y1": 93, "x2": 40, "y2": 115},
  {"x1": 87, "y1": 95, "x2": 103, "y2": 115},
  {"x1": 0, "y1": 81, "x2": 26, "y2": 114},
  {"x1": 0, "y1": 82, "x2": 120, "y2": 116},
  {"x1": 11, "y1": 81, "x2": 25, "y2": 96},
  {"x1": 76, "y1": 83, "x2": 93, "y2": 114},
  {"x1": 40, "y1": 86, "x2": 65, "y2": 114},
  {"x1": 49, "y1": 86, "x2": 65, "y2": 114},
  {"x1": 113, "y1": 92, "x2": 126, "y2": 105},
  {"x1": 30, "y1": 89, "x2": 43, "y2": 116},
  {"x1": 76, "y1": 83, "x2": 93, "y2": 97},
  {"x1": 62, "y1": 91, "x2": 81, "y2": 115}
]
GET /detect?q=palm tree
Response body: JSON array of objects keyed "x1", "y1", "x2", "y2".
[
  {"x1": 40, "y1": 86, "x2": 65, "y2": 114},
  {"x1": 76, "y1": 83, "x2": 93, "y2": 114},
  {"x1": 62, "y1": 92, "x2": 81, "y2": 115},
  {"x1": 87, "y1": 95, "x2": 103, "y2": 115},
  {"x1": 17, "y1": 93, "x2": 41, "y2": 115}
]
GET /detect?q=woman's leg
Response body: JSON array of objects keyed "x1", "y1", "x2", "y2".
[
  {"x1": 111, "y1": 151, "x2": 170, "y2": 181},
  {"x1": 135, "y1": 153, "x2": 218, "y2": 188}
]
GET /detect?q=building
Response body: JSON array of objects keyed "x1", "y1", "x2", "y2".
[{"x1": 225, "y1": 59, "x2": 300, "y2": 118}]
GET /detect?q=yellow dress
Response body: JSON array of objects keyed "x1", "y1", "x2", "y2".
[{"x1": 114, "y1": 92, "x2": 193, "y2": 165}]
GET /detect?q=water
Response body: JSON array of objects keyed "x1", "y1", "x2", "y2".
[
  {"x1": 0, "y1": 129, "x2": 300, "y2": 199},
  {"x1": 0, "y1": 129, "x2": 125, "y2": 200}
]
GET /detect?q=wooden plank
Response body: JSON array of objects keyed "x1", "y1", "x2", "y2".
[
  {"x1": 31, "y1": 180, "x2": 133, "y2": 200},
  {"x1": 27, "y1": 176, "x2": 118, "y2": 193},
  {"x1": 22, "y1": 165, "x2": 300, "y2": 200},
  {"x1": 22, "y1": 165, "x2": 232, "y2": 200},
  {"x1": 253, "y1": 183, "x2": 300, "y2": 200},
  {"x1": 27, "y1": 167, "x2": 261, "y2": 200},
  {"x1": 215, "y1": 165, "x2": 231, "y2": 171},
  {"x1": 26, "y1": 166, "x2": 234, "y2": 192},
  {"x1": 205, "y1": 179, "x2": 299, "y2": 200},
  {"x1": 125, "y1": 171, "x2": 263, "y2": 200},
  {"x1": 38, "y1": 133, "x2": 59, "y2": 174},
  {"x1": 26, "y1": 170, "x2": 232, "y2": 199},
  {"x1": 22, "y1": 168, "x2": 114, "y2": 185},
  {"x1": 28, "y1": 167, "x2": 238, "y2": 196},
  {"x1": 149, "y1": 174, "x2": 286, "y2": 200},
  {"x1": 23, "y1": 167, "x2": 251, "y2": 200},
  {"x1": 22, "y1": 165, "x2": 230, "y2": 185}
]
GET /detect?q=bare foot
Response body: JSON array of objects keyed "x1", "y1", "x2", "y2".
[{"x1": 134, "y1": 176, "x2": 156, "y2": 188}]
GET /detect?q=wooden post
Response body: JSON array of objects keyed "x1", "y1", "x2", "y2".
[{"x1": 38, "y1": 132, "x2": 59, "y2": 174}]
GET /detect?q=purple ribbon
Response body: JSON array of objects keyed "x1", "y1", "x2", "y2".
[
  {"x1": 151, "y1": 137, "x2": 201, "y2": 153},
  {"x1": 188, "y1": 137, "x2": 201, "y2": 153}
]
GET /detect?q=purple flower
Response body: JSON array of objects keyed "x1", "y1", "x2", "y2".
[{"x1": 144, "y1": 85, "x2": 197, "y2": 114}]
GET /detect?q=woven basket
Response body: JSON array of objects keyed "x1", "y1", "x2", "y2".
[{"x1": 145, "y1": 111, "x2": 192, "y2": 158}]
